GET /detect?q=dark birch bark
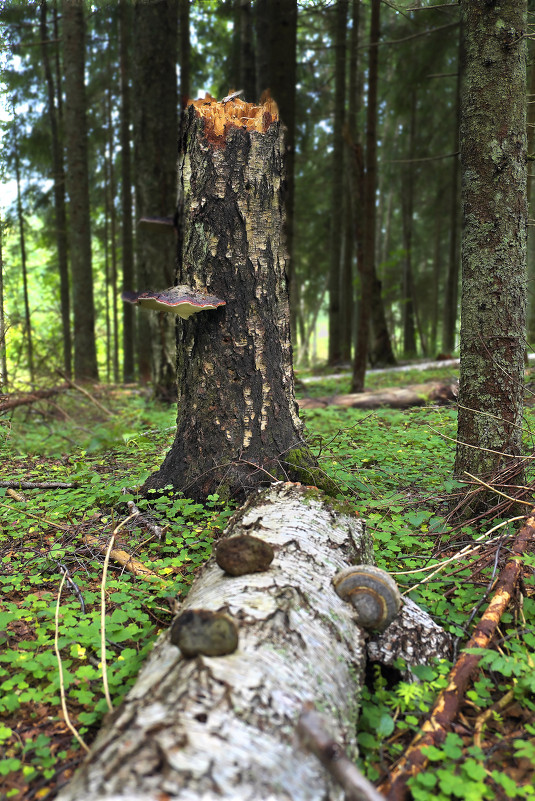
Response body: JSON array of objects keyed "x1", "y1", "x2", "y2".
[
  {"x1": 454, "y1": 1, "x2": 527, "y2": 490},
  {"x1": 143, "y1": 102, "x2": 322, "y2": 502},
  {"x1": 119, "y1": 0, "x2": 135, "y2": 383},
  {"x1": 62, "y1": 0, "x2": 99, "y2": 381},
  {"x1": 40, "y1": 0, "x2": 71, "y2": 378}
]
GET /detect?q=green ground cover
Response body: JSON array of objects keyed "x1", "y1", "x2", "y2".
[{"x1": 0, "y1": 365, "x2": 533, "y2": 799}]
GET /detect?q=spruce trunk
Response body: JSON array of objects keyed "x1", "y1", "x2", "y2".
[
  {"x1": 144, "y1": 99, "x2": 321, "y2": 501},
  {"x1": 454, "y1": 1, "x2": 527, "y2": 492}
]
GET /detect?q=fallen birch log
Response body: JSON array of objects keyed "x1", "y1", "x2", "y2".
[
  {"x1": 298, "y1": 381, "x2": 457, "y2": 411},
  {"x1": 58, "y1": 484, "x2": 451, "y2": 801}
]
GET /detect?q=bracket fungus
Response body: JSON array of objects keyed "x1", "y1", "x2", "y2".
[
  {"x1": 333, "y1": 564, "x2": 402, "y2": 633},
  {"x1": 122, "y1": 285, "x2": 226, "y2": 320}
]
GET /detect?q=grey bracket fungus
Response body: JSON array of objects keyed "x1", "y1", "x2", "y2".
[
  {"x1": 215, "y1": 534, "x2": 275, "y2": 576},
  {"x1": 170, "y1": 609, "x2": 239, "y2": 658},
  {"x1": 333, "y1": 564, "x2": 402, "y2": 633},
  {"x1": 122, "y1": 285, "x2": 226, "y2": 320}
]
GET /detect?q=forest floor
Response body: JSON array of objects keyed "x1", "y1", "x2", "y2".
[{"x1": 1, "y1": 362, "x2": 534, "y2": 801}]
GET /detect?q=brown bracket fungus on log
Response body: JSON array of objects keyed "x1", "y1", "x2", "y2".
[
  {"x1": 215, "y1": 533, "x2": 275, "y2": 575},
  {"x1": 122, "y1": 285, "x2": 226, "y2": 320},
  {"x1": 170, "y1": 609, "x2": 239, "y2": 658}
]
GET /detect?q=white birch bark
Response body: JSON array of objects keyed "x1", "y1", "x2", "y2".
[{"x1": 57, "y1": 484, "x2": 374, "y2": 801}]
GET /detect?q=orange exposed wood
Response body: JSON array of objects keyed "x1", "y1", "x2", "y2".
[
  {"x1": 189, "y1": 90, "x2": 279, "y2": 141},
  {"x1": 379, "y1": 511, "x2": 535, "y2": 801}
]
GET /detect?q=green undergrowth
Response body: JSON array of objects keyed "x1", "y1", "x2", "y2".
[{"x1": 1, "y1": 365, "x2": 534, "y2": 799}]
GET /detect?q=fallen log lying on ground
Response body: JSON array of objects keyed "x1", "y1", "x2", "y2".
[
  {"x1": 298, "y1": 381, "x2": 457, "y2": 410},
  {"x1": 57, "y1": 483, "x2": 451, "y2": 801}
]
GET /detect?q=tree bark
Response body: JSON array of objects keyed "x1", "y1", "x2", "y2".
[
  {"x1": 13, "y1": 131, "x2": 34, "y2": 385},
  {"x1": 57, "y1": 484, "x2": 372, "y2": 801},
  {"x1": 62, "y1": 0, "x2": 99, "y2": 382},
  {"x1": 57, "y1": 483, "x2": 451, "y2": 801},
  {"x1": 454, "y1": 1, "x2": 528, "y2": 493},
  {"x1": 40, "y1": 0, "x2": 71, "y2": 378},
  {"x1": 119, "y1": 0, "x2": 135, "y2": 383},
  {"x1": 133, "y1": 0, "x2": 178, "y2": 399},
  {"x1": 143, "y1": 99, "x2": 323, "y2": 502},
  {"x1": 366, "y1": 0, "x2": 396, "y2": 368},
  {"x1": 328, "y1": 0, "x2": 348, "y2": 365}
]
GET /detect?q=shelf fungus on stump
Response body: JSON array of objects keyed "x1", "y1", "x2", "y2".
[{"x1": 122, "y1": 285, "x2": 226, "y2": 320}]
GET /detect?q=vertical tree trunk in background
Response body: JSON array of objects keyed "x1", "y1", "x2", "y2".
[
  {"x1": 328, "y1": 0, "x2": 348, "y2": 365},
  {"x1": 133, "y1": 0, "x2": 178, "y2": 399},
  {"x1": 105, "y1": 89, "x2": 120, "y2": 384},
  {"x1": 179, "y1": 0, "x2": 190, "y2": 103},
  {"x1": 13, "y1": 134, "x2": 34, "y2": 385},
  {"x1": 442, "y1": 25, "x2": 462, "y2": 354},
  {"x1": 232, "y1": 0, "x2": 256, "y2": 101},
  {"x1": 526, "y1": 52, "x2": 535, "y2": 345},
  {"x1": 366, "y1": 0, "x2": 396, "y2": 368},
  {"x1": 454, "y1": 0, "x2": 527, "y2": 497},
  {"x1": 40, "y1": 0, "x2": 71, "y2": 378},
  {"x1": 255, "y1": 0, "x2": 298, "y2": 342},
  {"x1": 401, "y1": 92, "x2": 417, "y2": 358},
  {"x1": 144, "y1": 99, "x2": 323, "y2": 502},
  {"x1": 62, "y1": 0, "x2": 99, "y2": 381},
  {"x1": 119, "y1": 0, "x2": 135, "y2": 383},
  {"x1": 0, "y1": 218, "x2": 7, "y2": 390}
]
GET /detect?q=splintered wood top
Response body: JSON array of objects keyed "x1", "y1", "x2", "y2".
[{"x1": 188, "y1": 91, "x2": 279, "y2": 139}]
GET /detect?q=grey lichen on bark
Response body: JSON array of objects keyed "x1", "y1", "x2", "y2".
[
  {"x1": 144, "y1": 100, "x2": 322, "y2": 501},
  {"x1": 455, "y1": 1, "x2": 528, "y2": 493}
]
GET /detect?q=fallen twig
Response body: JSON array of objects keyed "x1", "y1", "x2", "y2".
[
  {"x1": 379, "y1": 510, "x2": 535, "y2": 801},
  {"x1": 0, "y1": 384, "x2": 69, "y2": 412},
  {"x1": 57, "y1": 370, "x2": 114, "y2": 417},
  {"x1": 0, "y1": 480, "x2": 79, "y2": 489},
  {"x1": 83, "y1": 532, "x2": 167, "y2": 585},
  {"x1": 297, "y1": 703, "x2": 386, "y2": 801}
]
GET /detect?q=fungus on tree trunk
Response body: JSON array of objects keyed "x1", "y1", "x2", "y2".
[
  {"x1": 122, "y1": 285, "x2": 226, "y2": 319},
  {"x1": 142, "y1": 92, "x2": 324, "y2": 502}
]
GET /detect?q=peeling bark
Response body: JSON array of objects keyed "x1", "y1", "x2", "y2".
[{"x1": 144, "y1": 100, "x2": 319, "y2": 501}]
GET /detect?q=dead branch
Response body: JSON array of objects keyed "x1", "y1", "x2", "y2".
[
  {"x1": 298, "y1": 381, "x2": 457, "y2": 411},
  {"x1": 297, "y1": 704, "x2": 386, "y2": 801},
  {"x1": 57, "y1": 371, "x2": 114, "y2": 417},
  {"x1": 126, "y1": 499, "x2": 164, "y2": 541},
  {"x1": 0, "y1": 481, "x2": 79, "y2": 489},
  {"x1": 82, "y1": 532, "x2": 166, "y2": 586},
  {"x1": 0, "y1": 384, "x2": 69, "y2": 412},
  {"x1": 379, "y1": 510, "x2": 535, "y2": 801}
]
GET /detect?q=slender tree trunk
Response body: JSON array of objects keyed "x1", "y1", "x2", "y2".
[
  {"x1": 367, "y1": 0, "x2": 396, "y2": 367},
  {"x1": 105, "y1": 87, "x2": 119, "y2": 384},
  {"x1": 255, "y1": 0, "x2": 298, "y2": 343},
  {"x1": 327, "y1": 0, "x2": 348, "y2": 365},
  {"x1": 442, "y1": 24, "x2": 462, "y2": 354},
  {"x1": 14, "y1": 137, "x2": 34, "y2": 385},
  {"x1": 179, "y1": 0, "x2": 190, "y2": 103},
  {"x1": 143, "y1": 100, "x2": 324, "y2": 502},
  {"x1": 133, "y1": 0, "x2": 178, "y2": 399},
  {"x1": 526, "y1": 50, "x2": 535, "y2": 345},
  {"x1": 119, "y1": 0, "x2": 135, "y2": 383},
  {"x1": 401, "y1": 92, "x2": 417, "y2": 358},
  {"x1": 62, "y1": 0, "x2": 99, "y2": 381},
  {"x1": 454, "y1": 1, "x2": 527, "y2": 497},
  {"x1": 0, "y1": 217, "x2": 7, "y2": 390},
  {"x1": 40, "y1": 0, "x2": 71, "y2": 378}
]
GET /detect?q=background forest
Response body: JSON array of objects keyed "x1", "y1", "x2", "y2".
[
  {"x1": 1, "y1": 0, "x2": 520, "y2": 392},
  {"x1": 2, "y1": 2, "x2": 535, "y2": 801}
]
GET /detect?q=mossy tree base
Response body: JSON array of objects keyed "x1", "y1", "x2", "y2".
[{"x1": 143, "y1": 98, "x2": 320, "y2": 502}]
